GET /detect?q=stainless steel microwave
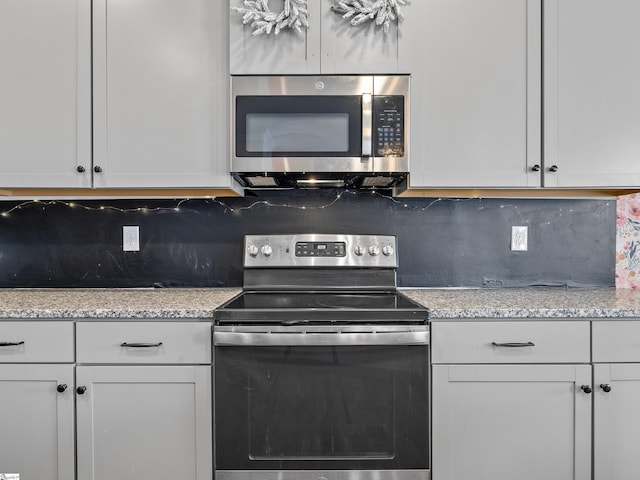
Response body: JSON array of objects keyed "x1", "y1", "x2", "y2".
[{"x1": 231, "y1": 75, "x2": 409, "y2": 190}]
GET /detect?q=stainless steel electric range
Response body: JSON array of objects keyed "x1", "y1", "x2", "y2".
[{"x1": 213, "y1": 234, "x2": 430, "y2": 480}]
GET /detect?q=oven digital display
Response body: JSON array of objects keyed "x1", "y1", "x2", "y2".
[{"x1": 295, "y1": 241, "x2": 346, "y2": 257}]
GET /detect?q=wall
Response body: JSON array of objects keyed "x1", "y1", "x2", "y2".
[
  {"x1": 617, "y1": 192, "x2": 640, "y2": 288},
  {"x1": 0, "y1": 191, "x2": 615, "y2": 288}
]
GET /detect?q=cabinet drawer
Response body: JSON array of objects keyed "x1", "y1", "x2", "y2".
[
  {"x1": 593, "y1": 321, "x2": 640, "y2": 362},
  {"x1": 76, "y1": 322, "x2": 211, "y2": 364},
  {"x1": 431, "y1": 321, "x2": 590, "y2": 364},
  {"x1": 0, "y1": 321, "x2": 74, "y2": 363}
]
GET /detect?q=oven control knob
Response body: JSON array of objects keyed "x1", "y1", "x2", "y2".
[
  {"x1": 247, "y1": 245, "x2": 259, "y2": 257},
  {"x1": 382, "y1": 245, "x2": 394, "y2": 257},
  {"x1": 261, "y1": 244, "x2": 273, "y2": 257},
  {"x1": 354, "y1": 244, "x2": 366, "y2": 256},
  {"x1": 368, "y1": 245, "x2": 380, "y2": 256}
]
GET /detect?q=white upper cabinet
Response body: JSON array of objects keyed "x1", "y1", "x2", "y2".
[
  {"x1": 230, "y1": 0, "x2": 320, "y2": 74},
  {"x1": 92, "y1": 0, "x2": 233, "y2": 188},
  {"x1": 0, "y1": 0, "x2": 91, "y2": 188},
  {"x1": 407, "y1": 0, "x2": 541, "y2": 188},
  {"x1": 230, "y1": 0, "x2": 407, "y2": 74},
  {"x1": 544, "y1": 0, "x2": 640, "y2": 187}
]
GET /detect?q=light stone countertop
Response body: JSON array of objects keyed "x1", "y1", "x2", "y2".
[
  {"x1": 2, "y1": 286, "x2": 640, "y2": 320},
  {"x1": 0, "y1": 288, "x2": 241, "y2": 319},
  {"x1": 401, "y1": 287, "x2": 640, "y2": 319}
]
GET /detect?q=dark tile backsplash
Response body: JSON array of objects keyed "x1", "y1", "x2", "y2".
[{"x1": 0, "y1": 190, "x2": 615, "y2": 288}]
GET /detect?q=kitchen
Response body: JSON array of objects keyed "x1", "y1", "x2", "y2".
[{"x1": 1, "y1": 0, "x2": 640, "y2": 479}]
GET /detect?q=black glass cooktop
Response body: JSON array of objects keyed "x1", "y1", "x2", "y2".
[{"x1": 215, "y1": 291, "x2": 428, "y2": 324}]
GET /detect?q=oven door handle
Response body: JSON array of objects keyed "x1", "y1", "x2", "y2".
[{"x1": 213, "y1": 328, "x2": 429, "y2": 346}]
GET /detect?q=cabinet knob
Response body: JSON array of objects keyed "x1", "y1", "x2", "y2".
[
  {"x1": 76, "y1": 386, "x2": 87, "y2": 395},
  {"x1": 548, "y1": 165, "x2": 559, "y2": 172},
  {"x1": 56, "y1": 384, "x2": 68, "y2": 393},
  {"x1": 94, "y1": 166, "x2": 103, "y2": 173},
  {"x1": 77, "y1": 165, "x2": 86, "y2": 173},
  {"x1": 531, "y1": 164, "x2": 541, "y2": 172},
  {"x1": 580, "y1": 385, "x2": 592, "y2": 394},
  {"x1": 600, "y1": 383, "x2": 612, "y2": 393}
]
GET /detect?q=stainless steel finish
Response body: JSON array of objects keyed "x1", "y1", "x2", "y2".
[
  {"x1": 244, "y1": 234, "x2": 397, "y2": 268},
  {"x1": 231, "y1": 75, "x2": 409, "y2": 176},
  {"x1": 361, "y1": 93, "x2": 372, "y2": 157},
  {"x1": 215, "y1": 470, "x2": 430, "y2": 480},
  {"x1": 214, "y1": 325, "x2": 430, "y2": 347},
  {"x1": 233, "y1": 156, "x2": 374, "y2": 175},
  {"x1": 233, "y1": 75, "x2": 375, "y2": 97}
]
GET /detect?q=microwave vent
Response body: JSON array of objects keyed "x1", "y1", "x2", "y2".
[
  {"x1": 245, "y1": 176, "x2": 279, "y2": 187},
  {"x1": 361, "y1": 176, "x2": 396, "y2": 188}
]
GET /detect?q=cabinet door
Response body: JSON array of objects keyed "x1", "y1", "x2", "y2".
[
  {"x1": 0, "y1": 365, "x2": 75, "y2": 480},
  {"x1": 76, "y1": 365, "x2": 212, "y2": 480},
  {"x1": 93, "y1": 0, "x2": 232, "y2": 188},
  {"x1": 594, "y1": 363, "x2": 640, "y2": 480},
  {"x1": 0, "y1": 0, "x2": 91, "y2": 188},
  {"x1": 229, "y1": 0, "x2": 321, "y2": 74},
  {"x1": 544, "y1": 0, "x2": 640, "y2": 187},
  {"x1": 432, "y1": 364, "x2": 591, "y2": 480},
  {"x1": 320, "y1": 0, "x2": 404, "y2": 74},
  {"x1": 406, "y1": 0, "x2": 541, "y2": 188}
]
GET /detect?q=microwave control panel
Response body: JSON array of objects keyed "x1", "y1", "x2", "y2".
[{"x1": 373, "y1": 95, "x2": 405, "y2": 157}]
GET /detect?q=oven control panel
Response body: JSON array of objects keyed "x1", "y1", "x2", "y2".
[
  {"x1": 244, "y1": 234, "x2": 397, "y2": 268},
  {"x1": 295, "y1": 241, "x2": 346, "y2": 257}
]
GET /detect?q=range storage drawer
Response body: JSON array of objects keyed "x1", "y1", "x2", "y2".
[
  {"x1": 0, "y1": 321, "x2": 74, "y2": 363},
  {"x1": 431, "y1": 320, "x2": 590, "y2": 364},
  {"x1": 76, "y1": 322, "x2": 211, "y2": 364},
  {"x1": 593, "y1": 320, "x2": 640, "y2": 363}
]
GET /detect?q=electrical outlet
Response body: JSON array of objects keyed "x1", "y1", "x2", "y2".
[
  {"x1": 123, "y1": 226, "x2": 140, "y2": 252},
  {"x1": 511, "y1": 226, "x2": 528, "y2": 251}
]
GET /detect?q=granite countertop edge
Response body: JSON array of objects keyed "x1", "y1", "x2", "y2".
[
  {"x1": 400, "y1": 286, "x2": 640, "y2": 319},
  {"x1": 1, "y1": 286, "x2": 640, "y2": 320},
  {"x1": 0, "y1": 288, "x2": 242, "y2": 320}
]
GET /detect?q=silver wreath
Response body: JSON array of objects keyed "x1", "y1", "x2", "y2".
[
  {"x1": 332, "y1": 0, "x2": 406, "y2": 35},
  {"x1": 232, "y1": 0, "x2": 310, "y2": 36}
]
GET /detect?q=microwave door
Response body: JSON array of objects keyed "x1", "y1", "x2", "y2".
[{"x1": 235, "y1": 95, "x2": 364, "y2": 159}]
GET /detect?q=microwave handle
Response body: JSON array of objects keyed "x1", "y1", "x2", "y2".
[{"x1": 362, "y1": 93, "x2": 372, "y2": 157}]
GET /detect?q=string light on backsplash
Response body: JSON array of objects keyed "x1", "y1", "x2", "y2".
[
  {"x1": 0, "y1": 198, "x2": 192, "y2": 217},
  {"x1": 0, "y1": 190, "x2": 545, "y2": 219}
]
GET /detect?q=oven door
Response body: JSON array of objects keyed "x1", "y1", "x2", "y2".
[{"x1": 213, "y1": 325, "x2": 430, "y2": 480}]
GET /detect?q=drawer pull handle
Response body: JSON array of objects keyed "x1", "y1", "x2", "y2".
[
  {"x1": 57, "y1": 384, "x2": 68, "y2": 393},
  {"x1": 120, "y1": 342, "x2": 163, "y2": 348},
  {"x1": 0, "y1": 341, "x2": 25, "y2": 347},
  {"x1": 600, "y1": 384, "x2": 612, "y2": 393},
  {"x1": 581, "y1": 385, "x2": 592, "y2": 394},
  {"x1": 491, "y1": 341, "x2": 535, "y2": 348}
]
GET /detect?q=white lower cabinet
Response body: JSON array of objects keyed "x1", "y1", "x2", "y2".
[
  {"x1": 592, "y1": 321, "x2": 640, "y2": 480},
  {"x1": 431, "y1": 320, "x2": 592, "y2": 480},
  {"x1": 0, "y1": 364, "x2": 75, "y2": 480},
  {"x1": 75, "y1": 321, "x2": 213, "y2": 480},
  {"x1": 75, "y1": 365, "x2": 212, "y2": 480},
  {"x1": 0, "y1": 322, "x2": 76, "y2": 480}
]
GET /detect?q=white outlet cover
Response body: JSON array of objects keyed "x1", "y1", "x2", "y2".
[
  {"x1": 123, "y1": 225, "x2": 140, "y2": 252},
  {"x1": 511, "y1": 226, "x2": 528, "y2": 251}
]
